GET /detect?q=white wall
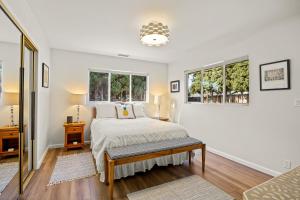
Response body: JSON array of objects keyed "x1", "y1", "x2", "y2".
[
  {"x1": 50, "y1": 49, "x2": 168, "y2": 146},
  {"x1": 3, "y1": 0, "x2": 51, "y2": 168},
  {"x1": 168, "y1": 15, "x2": 300, "y2": 175}
]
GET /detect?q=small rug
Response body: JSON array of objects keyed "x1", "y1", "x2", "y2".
[
  {"x1": 127, "y1": 175, "x2": 234, "y2": 200},
  {"x1": 0, "y1": 162, "x2": 18, "y2": 195},
  {"x1": 48, "y1": 152, "x2": 96, "y2": 186}
]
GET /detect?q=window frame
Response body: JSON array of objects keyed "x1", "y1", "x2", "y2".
[
  {"x1": 184, "y1": 56, "x2": 249, "y2": 105},
  {"x1": 88, "y1": 68, "x2": 149, "y2": 103}
]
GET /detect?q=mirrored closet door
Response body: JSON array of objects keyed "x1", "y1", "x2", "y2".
[
  {"x1": 0, "y1": 2, "x2": 37, "y2": 199},
  {"x1": 0, "y1": 6, "x2": 22, "y2": 200},
  {"x1": 22, "y1": 43, "x2": 35, "y2": 183}
]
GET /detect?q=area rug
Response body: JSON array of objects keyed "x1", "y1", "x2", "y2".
[
  {"x1": 48, "y1": 152, "x2": 97, "y2": 186},
  {"x1": 127, "y1": 175, "x2": 234, "y2": 200},
  {"x1": 0, "y1": 162, "x2": 18, "y2": 195}
]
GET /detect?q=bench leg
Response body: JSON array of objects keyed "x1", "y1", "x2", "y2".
[
  {"x1": 104, "y1": 153, "x2": 108, "y2": 185},
  {"x1": 188, "y1": 151, "x2": 192, "y2": 165},
  {"x1": 108, "y1": 160, "x2": 115, "y2": 200},
  {"x1": 202, "y1": 144, "x2": 206, "y2": 172}
]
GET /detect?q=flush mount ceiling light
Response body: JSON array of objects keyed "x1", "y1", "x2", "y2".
[{"x1": 140, "y1": 21, "x2": 170, "y2": 47}]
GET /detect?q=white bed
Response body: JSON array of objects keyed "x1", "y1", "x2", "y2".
[{"x1": 90, "y1": 117, "x2": 189, "y2": 182}]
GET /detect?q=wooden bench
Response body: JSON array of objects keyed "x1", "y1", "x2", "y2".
[{"x1": 104, "y1": 137, "x2": 206, "y2": 200}]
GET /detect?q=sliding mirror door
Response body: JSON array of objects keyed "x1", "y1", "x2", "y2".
[
  {"x1": 0, "y1": 7, "x2": 22, "y2": 200},
  {"x1": 22, "y1": 42, "x2": 35, "y2": 183}
]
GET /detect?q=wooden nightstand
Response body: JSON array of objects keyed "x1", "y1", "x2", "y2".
[
  {"x1": 0, "y1": 126, "x2": 19, "y2": 156},
  {"x1": 63, "y1": 122, "x2": 85, "y2": 149}
]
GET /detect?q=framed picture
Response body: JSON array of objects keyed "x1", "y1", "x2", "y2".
[
  {"x1": 260, "y1": 59, "x2": 290, "y2": 91},
  {"x1": 170, "y1": 80, "x2": 180, "y2": 93},
  {"x1": 42, "y1": 63, "x2": 49, "y2": 88}
]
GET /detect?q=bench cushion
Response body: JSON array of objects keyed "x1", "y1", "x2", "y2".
[{"x1": 106, "y1": 137, "x2": 202, "y2": 160}]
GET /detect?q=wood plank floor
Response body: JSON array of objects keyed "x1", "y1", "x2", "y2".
[{"x1": 18, "y1": 145, "x2": 272, "y2": 200}]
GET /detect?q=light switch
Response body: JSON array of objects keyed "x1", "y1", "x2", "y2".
[{"x1": 295, "y1": 99, "x2": 300, "y2": 107}]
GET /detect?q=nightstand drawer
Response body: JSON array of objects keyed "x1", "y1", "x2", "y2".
[
  {"x1": 66, "y1": 127, "x2": 82, "y2": 133},
  {"x1": 1, "y1": 131, "x2": 18, "y2": 137}
]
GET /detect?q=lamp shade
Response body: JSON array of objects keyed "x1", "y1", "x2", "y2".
[
  {"x1": 3, "y1": 92, "x2": 19, "y2": 106},
  {"x1": 70, "y1": 94, "x2": 86, "y2": 105},
  {"x1": 154, "y1": 95, "x2": 160, "y2": 105}
]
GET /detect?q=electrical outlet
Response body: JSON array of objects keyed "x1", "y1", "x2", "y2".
[
  {"x1": 295, "y1": 99, "x2": 300, "y2": 107},
  {"x1": 283, "y1": 160, "x2": 292, "y2": 169}
]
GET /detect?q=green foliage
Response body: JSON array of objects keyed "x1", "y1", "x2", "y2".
[
  {"x1": 225, "y1": 60, "x2": 249, "y2": 94},
  {"x1": 189, "y1": 71, "x2": 201, "y2": 96},
  {"x1": 203, "y1": 66, "x2": 223, "y2": 95},
  {"x1": 132, "y1": 75, "x2": 147, "y2": 101},
  {"x1": 111, "y1": 74, "x2": 129, "y2": 101},
  {"x1": 89, "y1": 72, "x2": 108, "y2": 101}
]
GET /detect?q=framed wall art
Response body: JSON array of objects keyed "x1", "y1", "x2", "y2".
[
  {"x1": 170, "y1": 80, "x2": 180, "y2": 93},
  {"x1": 260, "y1": 59, "x2": 290, "y2": 91},
  {"x1": 42, "y1": 63, "x2": 49, "y2": 88}
]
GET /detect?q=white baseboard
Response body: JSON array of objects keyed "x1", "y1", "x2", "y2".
[
  {"x1": 206, "y1": 146, "x2": 281, "y2": 177},
  {"x1": 48, "y1": 140, "x2": 91, "y2": 149},
  {"x1": 37, "y1": 146, "x2": 49, "y2": 169}
]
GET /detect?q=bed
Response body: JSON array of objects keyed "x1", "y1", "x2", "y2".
[{"x1": 90, "y1": 105, "x2": 190, "y2": 182}]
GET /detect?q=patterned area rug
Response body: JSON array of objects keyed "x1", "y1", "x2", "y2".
[
  {"x1": 48, "y1": 152, "x2": 97, "y2": 186},
  {"x1": 0, "y1": 162, "x2": 18, "y2": 195},
  {"x1": 127, "y1": 175, "x2": 234, "y2": 200}
]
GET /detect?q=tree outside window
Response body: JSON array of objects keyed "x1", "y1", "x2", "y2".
[
  {"x1": 132, "y1": 75, "x2": 147, "y2": 101},
  {"x1": 111, "y1": 74, "x2": 129, "y2": 102}
]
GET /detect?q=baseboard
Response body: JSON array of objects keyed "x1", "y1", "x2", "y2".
[
  {"x1": 206, "y1": 146, "x2": 281, "y2": 177},
  {"x1": 48, "y1": 140, "x2": 91, "y2": 149},
  {"x1": 37, "y1": 146, "x2": 49, "y2": 169}
]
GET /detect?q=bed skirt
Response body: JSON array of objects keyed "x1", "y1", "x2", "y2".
[{"x1": 99, "y1": 152, "x2": 188, "y2": 182}]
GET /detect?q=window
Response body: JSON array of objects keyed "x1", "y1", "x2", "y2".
[
  {"x1": 132, "y1": 75, "x2": 147, "y2": 101},
  {"x1": 225, "y1": 60, "x2": 249, "y2": 104},
  {"x1": 187, "y1": 71, "x2": 201, "y2": 102},
  {"x1": 203, "y1": 66, "x2": 223, "y2": 103},
  {"x1": 89, "y1": 71, "x2": 108, "y2": 101},
  {"x1": 111, "y1": 74, "x2": 130, "y2": 102},
  {"x1": 89, "y1": 70, "x2": 148, "y2": 102},
  {"x1": 185, "y1": 57, "x2": 249, "y2": 104}
]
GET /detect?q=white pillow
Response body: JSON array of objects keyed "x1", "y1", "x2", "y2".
[
  {"x1": 133, "y1": 104, "x2": 146, "y2": 118},
  {"x1": 115, "y1": 104, "x2": 135, "y2": 119},
  {"x1": 96, "y1": 103, "x2": 117, "y2": 118}
]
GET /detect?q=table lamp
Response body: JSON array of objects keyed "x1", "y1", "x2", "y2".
[
  {"x1": 154, "y1": 95, "x2": 161, "y2": 119},
  {"x1": 3, "y1": 92, "x2": 19, "y2": 126},
  {"x1": 70, "y1": 94, "x2": 86, "y2": 122}
]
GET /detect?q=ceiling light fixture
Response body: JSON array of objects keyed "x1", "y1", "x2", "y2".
[{"x1": 140, "y1": 21, "x2": 170, "y2": 47}]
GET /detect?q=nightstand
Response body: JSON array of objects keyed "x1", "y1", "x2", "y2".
[
  {"x1": 0, "y1": 126, "x2": 19, "y2": 156},
  {"x1": 63, "y1": 122, "x2": 85, "y2": 149},
  {"x1": 152, "y1": 117, "x2": 170, "y2": 122}
]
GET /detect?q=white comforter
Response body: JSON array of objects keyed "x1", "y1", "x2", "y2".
[{"x1": 90, "y1": 117, "x2": 189, "y2": 182}]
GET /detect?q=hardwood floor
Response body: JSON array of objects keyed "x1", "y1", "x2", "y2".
[{"x1": 19, "y1": 145, "x2": 272, "y2": 200}]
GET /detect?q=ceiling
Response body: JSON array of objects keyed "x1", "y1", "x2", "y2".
[{"x1": 26, "y1": 0, "x2": 300, "y2": 63}]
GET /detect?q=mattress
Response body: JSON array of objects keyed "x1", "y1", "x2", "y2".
[{"x1": 90, "y1": 117, "x2": 189, "y2": 182}]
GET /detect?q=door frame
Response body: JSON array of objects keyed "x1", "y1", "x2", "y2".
[{"x1": 0, "y1": 1, "x2": 38, "y2": 194}]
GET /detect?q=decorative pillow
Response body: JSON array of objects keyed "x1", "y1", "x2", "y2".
[
  {"x1": 96, "y1": 103, "x2": 117, "y2": 119},
  {"x1": 115, "y1": 104, "x2": 135, "y2": 119},
  {"x1": 133, "y1": 104, "x2": 146, "y2": 118}
]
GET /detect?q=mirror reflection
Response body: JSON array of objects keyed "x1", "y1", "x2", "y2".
[
  {"x1": 23, "y1": 45, "x2": 33, "y2": 181},
  {"x1": 0, "y1": 8, "x2": 21, "y2": 199}
]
